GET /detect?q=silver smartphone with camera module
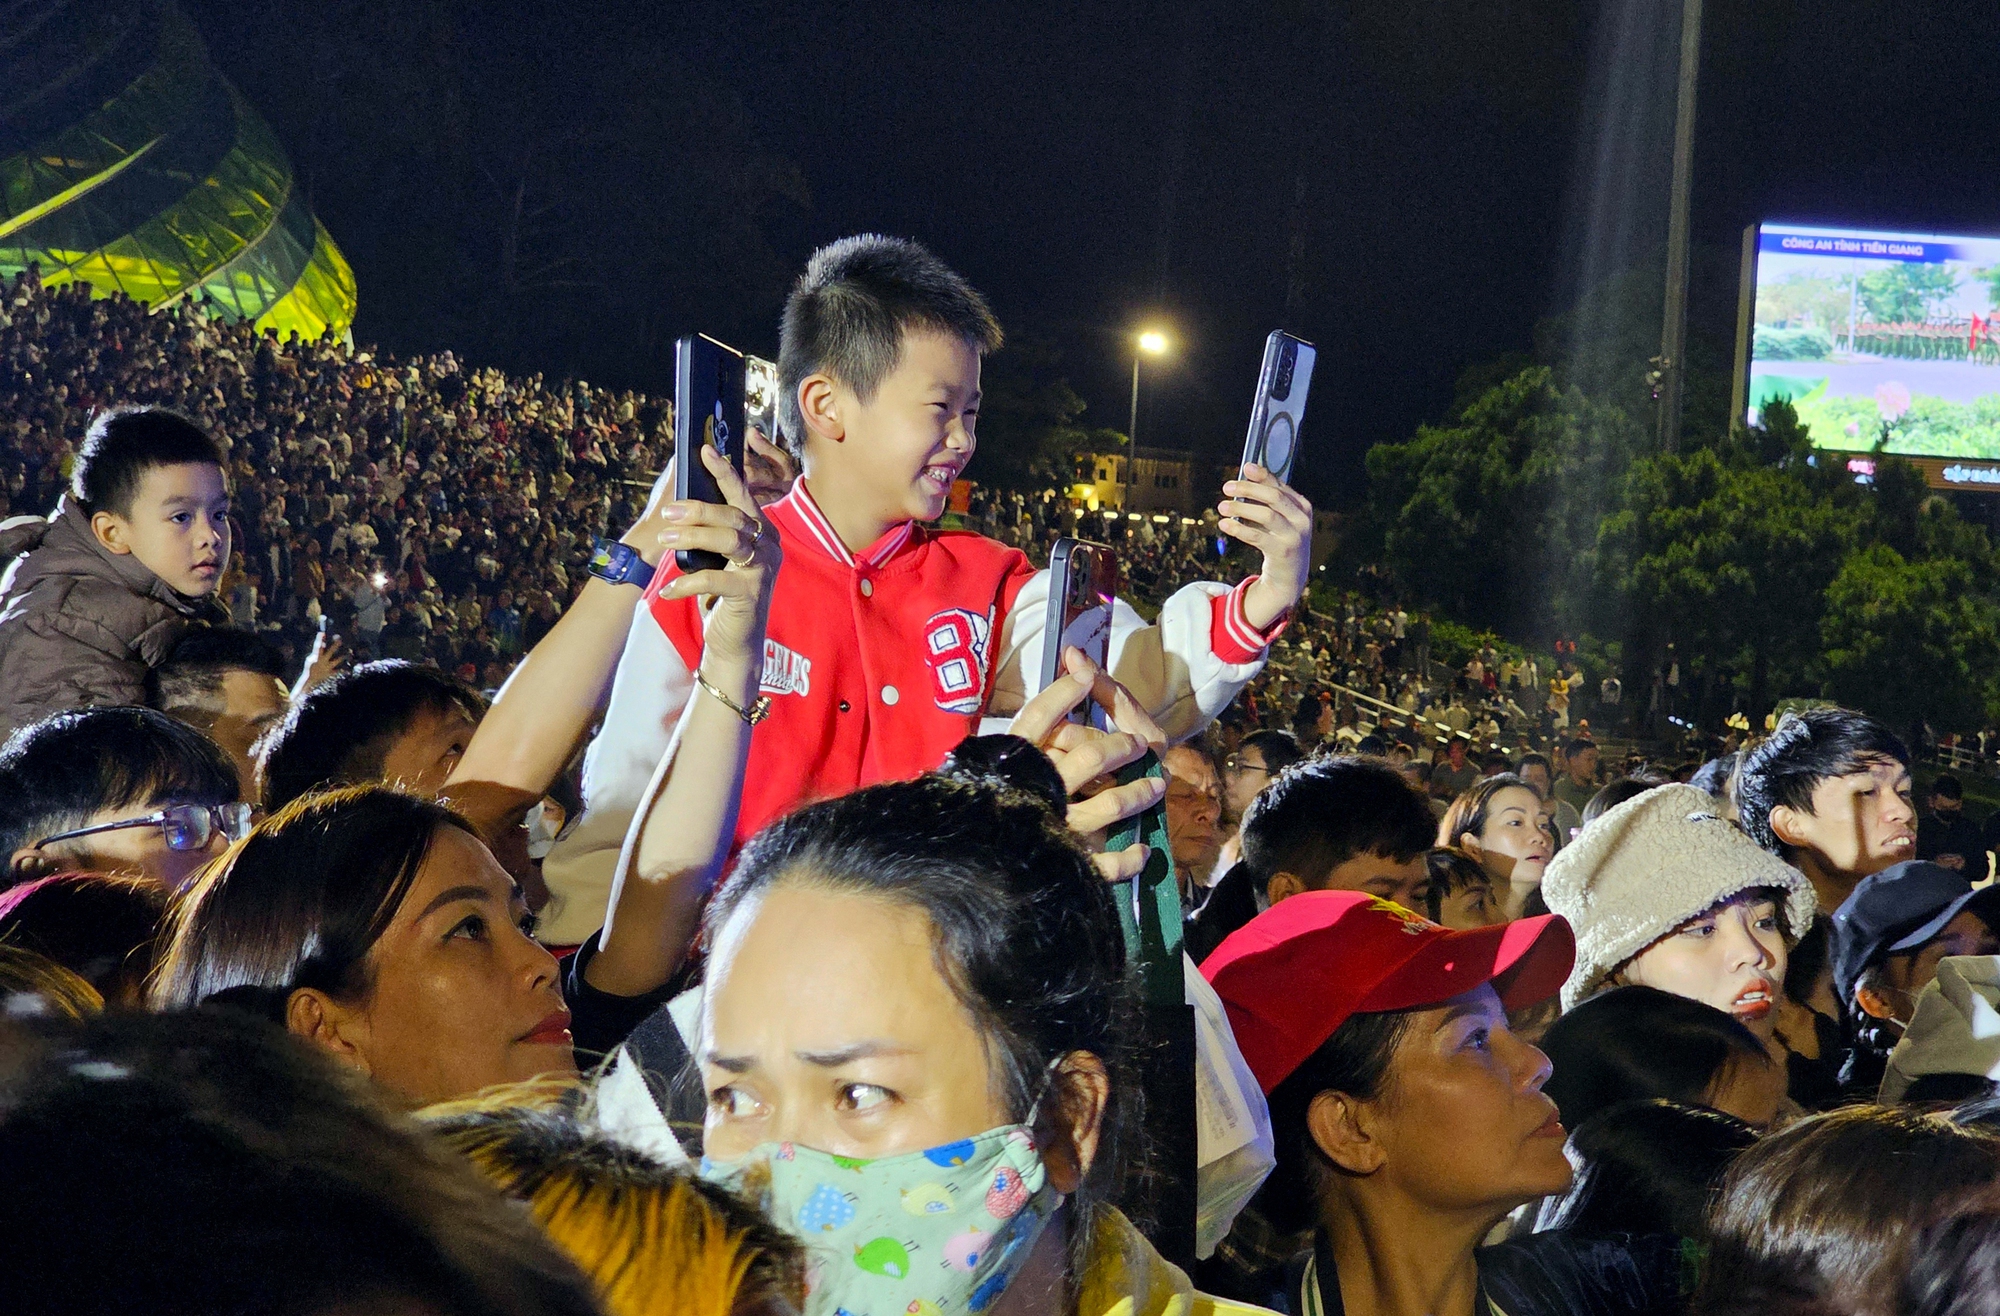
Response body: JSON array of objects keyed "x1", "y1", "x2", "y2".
[{"x1": 1241, "y1": 330, "x2": 1314, "y2": 484}]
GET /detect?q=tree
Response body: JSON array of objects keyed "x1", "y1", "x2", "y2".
[
  {"x1": 1361, "y1": 367, "x2": 1642, "y2": 639},
  {"x1": 972, "y1": 338, "x2": 1126, "y2": 492},
  {"x1": 1821, "y1": 544, "x2": 2000, "y2": 732},
  {"x1": 1859, "y1": 262, "x2": 1961, "y2": 324},
  {"x1": 1597, "y1": 420, "x2": 1863, "y2": 718}
]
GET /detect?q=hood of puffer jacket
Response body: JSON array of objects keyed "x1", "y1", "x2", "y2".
[{"x1": 0, "y1": 498, "x2": 215, "y2": 662}]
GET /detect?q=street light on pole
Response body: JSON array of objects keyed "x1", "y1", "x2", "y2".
[{"x1": 1130, "y1": 329, "x2": 1170, "y2": 448}]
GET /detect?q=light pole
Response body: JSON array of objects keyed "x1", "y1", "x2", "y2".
[
  {"x1": 1656, "y1": 0, "x2": 1703, "y2": 453},
  {"x1": 1129, "y1": 329, "x2": 1169, "y2": 449}
]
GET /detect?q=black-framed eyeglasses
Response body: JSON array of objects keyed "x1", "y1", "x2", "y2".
[
  {"x1": 1223, "y1": 755, "x2": 1270, "y2": 776},
  {"x1": 35, "y1": 802, "x2": 259, "y2": 854}
]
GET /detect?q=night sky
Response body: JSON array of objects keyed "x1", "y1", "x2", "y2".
[{"x1": 188, "y1": 0, "x2": 2000, "y2": 509}]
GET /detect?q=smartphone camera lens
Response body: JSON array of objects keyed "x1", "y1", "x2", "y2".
[{"x1": 1274, "y1": 340, "x2": 1296, "y2": 401}]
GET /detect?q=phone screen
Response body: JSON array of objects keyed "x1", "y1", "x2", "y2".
[
  {"x1": 673, "y1": 334, "x2": 747, "y2": 572},
  {"x1": 1041, "y1": 538, "x2": 1118, "y2": 724},
  {"x1": 1242, "y1": 330, "x2": 1316, "y2": 485}
]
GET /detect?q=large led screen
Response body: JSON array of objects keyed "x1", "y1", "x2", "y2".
[{"x1": 1748, "y1": 223, "x2": 2000, "y2": 457}]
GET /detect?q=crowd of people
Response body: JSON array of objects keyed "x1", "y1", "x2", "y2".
[{"x1": 3, "y1": 235, "x2": 2000, "y2": 1316}]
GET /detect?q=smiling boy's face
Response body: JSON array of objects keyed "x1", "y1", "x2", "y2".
[
  {"x1": 810, "y1": 328, "x2": 982, "y2": 528},
  {"x1": 92, "y1": 462, "x2": 232, "y2": 597}
]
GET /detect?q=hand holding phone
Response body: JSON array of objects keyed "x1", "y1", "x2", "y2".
[
  {"x1": 1040, "y1": 538, "x2": 1118, "y2": 727},
  {"x1": 1222, "y1": 332, "x2": 1318, "y2": 633},
  {"x1": 673, "y1": 334, "x2": 748, "y2": 573}
]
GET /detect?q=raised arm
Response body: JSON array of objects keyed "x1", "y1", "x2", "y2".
[
  {"x1": 448, "y1": 470, "x2": 676, "y2": 804},
  {"x1": 585, "y1": 446, "x2": 779, "y2": 996}
]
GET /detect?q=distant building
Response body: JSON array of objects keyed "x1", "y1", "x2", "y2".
[
  {"x1": 0, "y1": 0, "x2": 357, "y2": 339},
  {"x1": 1069, "y1": 452, "x2": 1127, "y2": 510},
  {"x1": 1126, "y1": 446, "x2": 1198, "y2": 514}
]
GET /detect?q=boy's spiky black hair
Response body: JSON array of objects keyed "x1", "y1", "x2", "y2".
[
  {"x1": 72, "y1": 406, "x2": 225, "y2": 518},
  {"x1": 777, "y1": 235, "x2": 1002, "y2": 459}
]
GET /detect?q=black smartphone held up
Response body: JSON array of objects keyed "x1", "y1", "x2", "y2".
[
  {"x1": 673, "y1": 333, "x2": 747, "y2": 573},
  {"x1": 1241, "y1": 330, "x2": 1316, "y2": 485},
  {"x1": 1040, "y1": 538, "x2": 1118, "y2": 727}
]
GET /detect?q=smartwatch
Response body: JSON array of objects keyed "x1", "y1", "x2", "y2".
[{"x1": 587, "y1": 537, "x2": 656, "y2": 590}]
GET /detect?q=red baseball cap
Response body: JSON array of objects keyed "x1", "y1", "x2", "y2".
[{"x1": 1201, "y1": 890, "x2": 1576, "y2": 1094}]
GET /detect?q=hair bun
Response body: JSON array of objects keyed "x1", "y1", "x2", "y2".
[{"x1": 937, "y1": 735, "x2": 1068, "y2": 816}]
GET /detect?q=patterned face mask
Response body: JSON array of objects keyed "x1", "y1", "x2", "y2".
[{"x1": 701, "y1": 1124, "x2": 1061, "y2": 1316}]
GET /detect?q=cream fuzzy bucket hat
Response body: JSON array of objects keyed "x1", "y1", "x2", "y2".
[{"x1": 1541, "y1": 783, "x2": 1817, "y2": 1010}]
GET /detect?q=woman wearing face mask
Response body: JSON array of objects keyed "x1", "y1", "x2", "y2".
[
  {"x1": 695, "y1": 735, "x2": 1268, "y2": 1316},
  {"x1": 1439, "y1": 775, "x2": 1555, "y2": 920},
  {"x1": 1199, "y1": 890, "x2": 1576, "y2": 1316},
  {"x1": 1541, "y1": 784, "x2": 1820, "y2": 1100}
]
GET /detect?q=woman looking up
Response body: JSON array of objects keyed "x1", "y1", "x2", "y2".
[
  {"x1": 1439, "y1": 774, "x2": 1554, "y2": 920},
  {"x1": 1202, "y1": 890, "x2": 1576, "y2": 1316}
]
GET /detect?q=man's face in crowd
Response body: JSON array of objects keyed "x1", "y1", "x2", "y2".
[
  {"x1": 1268, "y1": 848, "x2": 1429, "y2": 914},
  {"x1": 1163, "y1": 746, "x2": 1224, "y2": 878},
  {"x1": 1931, "y1": 791, "x2": 1963, "y2": 819},
  {"x1": 1568, "y1": 747, "x2": 1598, "y2": 785},
  {"x1": 1518, "y1": 762, "x2": 1551, "y2": 798},
  {"x1": 381, "y1": 704, "x2": 482, "y2": 798},
  {"x1": 1223, "y1": 745, "x2": 1275, "y2": 820},
  {"x1": 14, "y1": 797, "x2": 229, "y2": 890},
  {"x1": 1771, "y1": 756, "x2": 1916, "y2": 881},
  {"x1": 203, "y1": 670, "x2": 291, "y2": 799},
  {"x1": 1859, "y1": 907, "x2": 2000, "y2": 1024}
]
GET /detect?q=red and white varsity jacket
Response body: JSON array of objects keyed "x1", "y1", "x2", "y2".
[{"x1": 538, "y1": 480, "x2": 1285, "y2": 943}]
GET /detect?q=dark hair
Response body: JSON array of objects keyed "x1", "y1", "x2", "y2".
[
  {"x1": 258, "y1": 660, "x2": 485, "y2": 809},
  {"x1": 1737, "y1": 708, "x2": 1910, "y2": 854},
  {"x1": 0, "y1": 872, "x2": 167, "y2": 1005},
  {"x1": 1241, "y1": 755, "x2": 1437, "y2": 885},
  {"x1": 1482, "y1": 749, "x2": 1514, "y2": 772},
  {"x1": 1423, "y1": 846, "x2": 1494, "y2": 924},
  {"x1": 1437, "y1": 772, "x2": 1538, "y2": 849},
  {"x1": 776, "y1": 235, "x2": 1003, "y2": 458},
  {"x1": 705, "y1": 734, "x2": 1136, "y2": 1272},
  {"x1": 1566, "y1": 738, "x2": 1599, "y2": 758},
  {"x1": 1687, "y1": 753, "x2": 1739, "y2": 798},
  {"x1": 1262, "y1": 1008, "x2": 1413, "y2": 1233},
  {"x1": 1517, "y1": 752, "x2": 1553, "y2": 782},
  {"x1": 146, "y1": 626, "x2": 288, "y2": 725},
  {"x1": 71, "y1": 406, "x2": 225, "y2": 518},
  {"x1": 1583, "y1": 774, "x2": 1667, "y2": 826},
  {"x1": 1933, "y1": 774, "x2": 1966, "y2": 801},
  {"x1": 1697, "y1": 1106, "x2": 2000, "y2": 1310},
  {"x1": 1535, "y1": 1100, "x2": 1757, "y2": 1238},
  {"x1": 1239, "y1": 728, "x2": 1305, "y2": 777},
  {"x1": 1891, "y1": 1187, "x2": 2000, "y2": 1316},
  {"x1": 154, "y1": 786, "x2": 476, "y2": 1018},
  {"x1": 0, "y1": 1009, "x2": 600, "y2": 1316},
  {"x1": 1540, "y1": 986, "x2": 1772, "y2": 1130},
  {"x1": 0, "y1": 707, "x2": 239, "y2": 860}
]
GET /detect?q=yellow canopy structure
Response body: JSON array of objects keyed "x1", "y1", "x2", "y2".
[{"x1": 0, "y1": 0, "x2": 356, "y2": 339}]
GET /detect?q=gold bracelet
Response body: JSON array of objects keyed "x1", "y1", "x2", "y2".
[{"x1": 694, "y1": 669, "x2": 772, "y2": 725}]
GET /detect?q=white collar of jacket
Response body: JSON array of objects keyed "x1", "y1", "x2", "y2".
[{"x1": 768, "y1": 478, "x2": 915, "y2": 569}]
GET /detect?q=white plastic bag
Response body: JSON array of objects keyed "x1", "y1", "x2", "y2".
[{"x1": 1187, "y1": 952, "x2": 1275, "y2": 1259}]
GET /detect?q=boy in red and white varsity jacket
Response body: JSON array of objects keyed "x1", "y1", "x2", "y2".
[{"x1": 539, "y1": 235, "x2": 1314, "y2": 943}]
